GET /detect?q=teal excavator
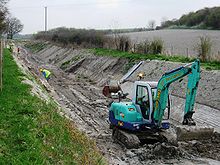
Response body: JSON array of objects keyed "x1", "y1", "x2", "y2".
[{"x1": 103, "y1": 60, "x2": 214, "y2": 148}]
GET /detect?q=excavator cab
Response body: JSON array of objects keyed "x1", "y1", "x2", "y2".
[
  {"x1": 135, "y1": 84, "x2": 150, "y2": 119},
  {"x1": 132, "y1": 81, "x2": 153, "y2": 122},
  {"x1": 132, "y1": 81, "x2": 170, "y2": 124}
]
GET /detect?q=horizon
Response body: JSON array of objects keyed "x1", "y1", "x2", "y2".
[{"x1": 8, "y1": 0, "x2": 220, "y2": 34}]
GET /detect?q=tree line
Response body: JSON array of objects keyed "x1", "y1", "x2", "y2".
[
  {"x1": 34, "y1": 27, "x2": 164, "y2": 56},
  {"x1": 35, "y1": 27, "x2": 107, "y2": 48},
  {"x1": 159, "y1": 6, "x2": 220, "y2": 30},
  {"x1": 0, "y1": 0, "x2": 23, "y2": 39}
]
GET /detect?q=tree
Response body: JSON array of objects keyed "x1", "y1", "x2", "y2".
[
  {"x1": 6, "y1": 16, "x2": 23, "y2": 39},
  {"x1": 161, "y1": 6, "x2": 220, "y2": 30},
  {"x1": 148, "y1": 20, "x2": 156, "y2": 30},
  {"x1": 205, "y1": 7, "x2": 220, "y2": 29},
  {"x1": 160, "y1": 17, "x2": 168, "y2": 27},
  {"x1": 0, "y1": 0, "x2": 8, "y2": 34}
]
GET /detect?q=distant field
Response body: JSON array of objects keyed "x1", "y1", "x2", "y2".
[{"x1": 122, "y1": 29, "x2": 220, "y2": 61}]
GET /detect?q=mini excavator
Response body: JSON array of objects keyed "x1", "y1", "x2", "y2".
[{"x1": 103, "y1": 60, "x2": 214, "y2": 148}]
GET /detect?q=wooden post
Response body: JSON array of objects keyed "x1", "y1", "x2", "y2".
[
  {"x1": 186, "y1": 48, "x2": 189, "y2": 58},
  {"x1": 0, "y1": 40, "x2": 3, "y2": 92}
]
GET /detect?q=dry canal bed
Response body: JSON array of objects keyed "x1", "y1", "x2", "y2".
[{"x1": 15, "y1": 43, "x2": 220, "y2": 165}]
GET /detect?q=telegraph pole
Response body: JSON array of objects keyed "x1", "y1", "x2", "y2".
[{"x1": 44, "y1": 6, "x2": 47, "y2": 31}]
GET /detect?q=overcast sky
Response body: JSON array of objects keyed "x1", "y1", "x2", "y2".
[{"x1": 8, "y1": 0, "x2": 220, "y2": 34}]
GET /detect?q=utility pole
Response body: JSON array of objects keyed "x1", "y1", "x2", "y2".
[{"x1": 44, "y1": 6, "x2": 48, "y2": 31}]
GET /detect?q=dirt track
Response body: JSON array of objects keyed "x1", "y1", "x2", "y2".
[{"x1": 15, "y1": 43, "x2": 220, "y2": 165}]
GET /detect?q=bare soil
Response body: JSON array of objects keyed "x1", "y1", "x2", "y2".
[{"x1": 15, "y1": 43, "x2": 220, "y2": 165}]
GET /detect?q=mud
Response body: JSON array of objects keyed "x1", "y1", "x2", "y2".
[
  {"x1": 14, "y1": 42, "x2": 220, "y2": 165},
  {"x1": 179, "y1": 132, "x2": 220, "y2": 161}
]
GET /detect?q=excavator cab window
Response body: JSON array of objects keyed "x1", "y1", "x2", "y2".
[
  {"x1": 151, "y1": 88, "x2": 157, "y2": 99},
  {"x1": 136, "y1": 85, "x2": 150, "y2": 119}
]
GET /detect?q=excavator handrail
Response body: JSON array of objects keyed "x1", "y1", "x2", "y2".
[
  {"x1": 164, "y1": 61, "x2": 194, "y2": 76},
  {"x1": 164, "y1": 66, "x2": 184, "y2": 76},
  {"x1": 183, "y1": 61, "x2": 195, "y2": 67}
]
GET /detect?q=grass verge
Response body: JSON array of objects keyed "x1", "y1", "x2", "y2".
[
  {"x1": 0, "y1": 49, "x2": 105, "y2": 164},
  {"x1": 91, "y1": 48, "x2": 220, "y2": 70}
]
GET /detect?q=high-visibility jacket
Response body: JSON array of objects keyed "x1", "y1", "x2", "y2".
[{"x1": 42, "y1": 69, "x2": 51, "y2": 79}]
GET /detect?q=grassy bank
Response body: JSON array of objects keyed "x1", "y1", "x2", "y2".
[
  {"x1": 92, "y1": 48, "x2": 220, "y2": 70},
  {"x1": 23, "y1": 41, "x2": 220, "y2": 70},
  {"x1": 24, "y1": 41, "x2": 49, "y2": 53},
  {"x1": 0, "y1": 49, "x2": 105, "y2": 164}
]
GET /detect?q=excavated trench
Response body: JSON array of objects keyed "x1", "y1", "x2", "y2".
[{"x1": 16, "y1": 42, "x2": 220, "y2": 165}]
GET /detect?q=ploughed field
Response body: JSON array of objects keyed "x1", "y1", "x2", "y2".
[{"x1": 122, "y1": 29, "x2": 220, "y2": 61}]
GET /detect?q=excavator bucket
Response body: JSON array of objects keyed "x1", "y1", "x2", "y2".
[
  {"x1": 102, "y1": 85, "x2": 121, "y2": 98},
  {"x1": 176, "y1": 125, "x2": 214, "y2": 141}
]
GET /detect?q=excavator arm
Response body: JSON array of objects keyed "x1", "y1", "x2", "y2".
[
  {"x1": 183, "y1": 60, "x2": 200, "y2": 125},
  {"x1": 153, "y1": 60, "x2": 200, "y2": 126}
]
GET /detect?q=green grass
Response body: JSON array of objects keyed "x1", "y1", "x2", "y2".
[
  {"x1": 61, "y1": 60, "x2": 71, "y2": 69},
  {"x1": 0, "y1": 49, "x2": 105, "y2": 164},
  {"x1": 91, "y1": 48, "x2": 220, "y2": 70},
  {"x1": 61, "y1": 55, "x2": 83, "y2": 69},
  {"x1": 24, "y1": 42, "x2": 49, "y2": 53}
]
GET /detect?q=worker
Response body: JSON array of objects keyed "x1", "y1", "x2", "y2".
[
  {"x1": 39, "y1": 68, "x2": 51, "y2": 81},
  {"x1": 17, "y1": 47, "x2": 20, "y2": 54},
  {"x1": 137, "y1": 71, "x2": 145, "y2": 80}
]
